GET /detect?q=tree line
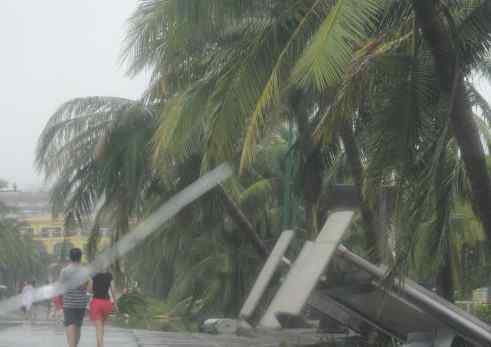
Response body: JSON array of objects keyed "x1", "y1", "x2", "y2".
[{"x1": 36, "y1": 0, "x2": 491, "y2": 316}]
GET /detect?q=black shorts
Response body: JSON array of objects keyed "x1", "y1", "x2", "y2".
[{"x1": 63, "y1": 308, "x2": 86, "y2": 327}]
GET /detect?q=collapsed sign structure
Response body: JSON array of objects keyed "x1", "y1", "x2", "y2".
[{"x1": 238, "y1": 211, "x2": 491, "y2": 347}]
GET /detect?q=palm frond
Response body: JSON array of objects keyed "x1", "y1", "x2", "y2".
[
  {"x1": 238, "y1": 0, "x2": 333, "y2": 173},
  {"x1": 291, "y1": 0, "x2": 386, "y2": 90},
  {"x1": 455, "y1": 0, "x2": 491, "y2": 67}
]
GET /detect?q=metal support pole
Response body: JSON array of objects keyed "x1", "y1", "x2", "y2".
[{"x1": 336, "y1": 245, "x2": 491, "y2": 347}]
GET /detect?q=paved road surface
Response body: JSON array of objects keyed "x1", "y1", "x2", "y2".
[
  {"x1": 0, "y1": 306, "x2": 338, "y2": 346},
  {"x1": 0, "y1": 322, "x2": 334, "y2": 347},
  {"x1": 0, "y1": 319, "x2": 335, "y2": 347},
  {"x1": 0, "y1": 322, "x2": 138, "y2": 347},
  {"x1": 0, "y1": 322, "x2": 280, "y2": 347},
  {"x1": 0, "y1": 322, "x2": 276, "y2": 347}
]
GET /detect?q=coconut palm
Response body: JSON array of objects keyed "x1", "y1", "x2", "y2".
[
  {"x1": 35, "y1": 91, "x2": 289, "y2": 315},
  {"x1": 123, "y1": 0, "x2": 389, "y2": 254},
  {"x1": 408, "y1": 0, "x2": 491, "y2": 249},
  {"x1": 279, "y1": 0, "x2": 491, "y2": 257},
  {"x1": 36, "y1": 96, "x2": 157, "y2": 285},
  {"x1": 123, "y1": 0, "x2": 491, "y2": 295},
  {"x1": 129, "y1": 139, "x2": 297, "y2": 315},
  {"x1": 0, "y1": 204, "x2": 46, "y2": 294}
]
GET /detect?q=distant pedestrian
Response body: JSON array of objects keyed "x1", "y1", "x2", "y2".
[
  {"x1": 21, "y1": 280, "x2": 34, "y2": 320},
  {"x1": 58, "y1": 248, "x2": 90, "y2": 347},
  {"x1": 88, "y1": 268, "x2": 117, "y2": 347}
]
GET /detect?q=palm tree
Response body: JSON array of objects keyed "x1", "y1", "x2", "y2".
[
  {"x1": 410, "y1": 0, "x2": 491, "y2": 246},
  {"x1": 123, "y1": 0, "x2": 491, "y2": 294},
  {"x1": 35, "y1": 92, "x2": 287, "y2": 315},
  {"x1": 33, "y1": 0, "x2": 491, "y2": 321},
  {"x1": 135, "y1": 146, "x2": 291, "y2": 315},
  {"x1": 0, "y1": 203, "x2": 46, "y2": 293},
  {"x1": 36, "y1": 96, "x2": 157, "y2": 285},
  {"x1": 123, "y1": 0, "x2": 387, "y2": 250}
]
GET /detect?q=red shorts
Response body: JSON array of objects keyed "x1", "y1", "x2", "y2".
[
  {"x1": 90, "y1": 298, "x2": 113, "y2": 321},
  {"x1": 53, "y1": 295, "x2": 63, "y2": 310}
]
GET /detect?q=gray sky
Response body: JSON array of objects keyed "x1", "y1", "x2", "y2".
[
  {"x1": 0, "y1": 1, "x2": 489, "y2": 191},
  {"x1": 477, "y1": 78, "x2": 491, "y2": 101},
  {"x1": 0, "y1": 1, "x2": 147, "y2": 190}
]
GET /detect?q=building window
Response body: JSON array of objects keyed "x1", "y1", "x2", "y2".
[
  {"x1": 40, "y1": 228, "x2": 51, "y2": 238},
  {"x1": 52, "y1": 228, "x2": 62, "y2": 237},
  {"x1": 65, "y1": 229, "x2": 79, "y2": 237},
  {"x1": 34, "y1": 241, "x2": 48, "y2": 257},
  {"x1": 40, "y1": 227, "x2": 62, "y2": 238},
  {"x1": 53, "y1": 241, "x2": 75, "y2": 259},
  {"x1": 20, "y1": 227, "x2": 34, "y2": 236},
  {"x1": 81, "y1": 228, "x2": 91, "y2": 235},
  {"x1": 100, "y1": 228, "x2": 111, "y2": 237}
]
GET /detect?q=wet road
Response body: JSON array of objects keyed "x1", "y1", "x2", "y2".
[
  {"x1": 0, "y1": 322, "x2": 270, "y2": 347},
  {"x1": 0, "y1": 321, "x2": 138, "y2": 347},
  {"x1": 0, "y1": 321, "x2": 286, "y2": 347},
  {"x1": 0, "y1": 316, "x2": 328, "y2": 347}
]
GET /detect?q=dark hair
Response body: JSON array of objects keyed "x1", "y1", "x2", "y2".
[{"x1": 69, "y1": 248, "x2": 82, "y2": 262}]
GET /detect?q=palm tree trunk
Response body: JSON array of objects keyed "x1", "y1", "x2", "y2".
[
  {"x1": 412, "y1": 0, "x2": 491, "y2": 241},
  {"x1": 218, "y1": 186, "x2": 269, "y2": 258},
  {"x1": 301, "y1": 147, "x2": 323, "y2": 238},
  {"x1": 112, "y1": 191, "x2": 130, "y2": 289},
  {"x1": 111, "y1": 228, "x2": 126, "y2": 290},
  {"x1": 339, "y1": 120, "x2": 381, "y2": 264},
  {"x1": 293, "y1": 90, "x2": 324, "y2": 238},
  {"x1": 436, "y1": 251, "x2": 454, "y2": 302}
]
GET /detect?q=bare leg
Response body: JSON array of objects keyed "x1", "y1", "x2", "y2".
[
  {"x1": 66, "y1": 325, "x2": 78, "y2": 347},
  {"x1": 75, "y1": 326, "x2": 82, "y2": 346},
  {"x1": 95, "y1": 320, "x2": 104, "y2": 347}
]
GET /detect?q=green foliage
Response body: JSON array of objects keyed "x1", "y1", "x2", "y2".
[
  {"x1": 472, "y1": 304, "x2": 491, "y2": 324},
  {"x1": 36, "y1": 97, "x2": 158, "y2": 285},
  {"x1": 0, "y1": 209, "x2": 47, "y2": 293},
  {"x1": 36, "y1": 0, "x2": 491, "y2": 322},
  {"x1": 117, "y1": 291, "x2": 148, "y2": 315},
  {"x1": 114, "y1": 293, "x2": 197, "y2": 332},
  {"x1": 291, "y1": 0, "x2": 385, "y2": 90}
]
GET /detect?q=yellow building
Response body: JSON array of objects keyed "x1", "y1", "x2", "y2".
[
  {"x1": 20, "y1": 215, "x2": 111, "y2": 258},
  {"x1": 0, "y1": 191, "x2": 110, "y2": 259}
]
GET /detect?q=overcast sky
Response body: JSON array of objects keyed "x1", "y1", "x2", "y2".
[
  {"x1": 0, "y1": 2, "x2": 489, "y2": 191},
  {"x1": 477, "y1": 78, "x2": 491, "y2": 102},
  {"x1": 0, "y1": 1, "x2": 147, "y2": 190}
]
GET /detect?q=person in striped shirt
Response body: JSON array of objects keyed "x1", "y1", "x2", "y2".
[{"x1": 58, "y1": 248, "x2": 90, "y2": 347}]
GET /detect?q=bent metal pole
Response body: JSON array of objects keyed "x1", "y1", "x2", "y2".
[
  {"x1": 0, "y1": 163, "x2": 233, "y2": 316},
  {"x1": 336, "y1": 245, "x2": 491, "y2": 347}
]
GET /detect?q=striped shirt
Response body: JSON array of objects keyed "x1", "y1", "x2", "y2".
[{"x1": 59, "y1": 264, "x2": 90, "y2": 309}]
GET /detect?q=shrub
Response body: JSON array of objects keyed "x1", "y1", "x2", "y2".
[
  {"x1": 117, "y1": 291, "x2": 148, "y2": 315},
  {"x1": 473, "y1": 304, "x2": 491, "y2": 324}
]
